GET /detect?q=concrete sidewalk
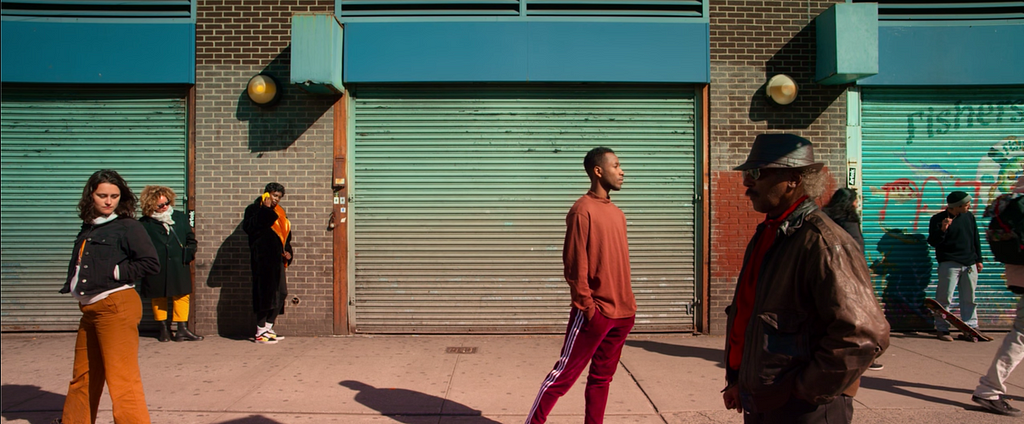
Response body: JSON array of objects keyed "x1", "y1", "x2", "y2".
[{"x1": 2, "y1": 332, "x2": 1022, "y2": 423}]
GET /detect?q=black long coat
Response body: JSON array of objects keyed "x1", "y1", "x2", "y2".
[
  {"x1": 139, "y1": 210, "x2": 198, "y2": 298},
  {"x1": 243, "y1": 199, "x2": 293, "y2": 314}
]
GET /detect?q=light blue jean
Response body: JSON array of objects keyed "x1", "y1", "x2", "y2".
[
  {"x1": 935, "y1": 261, "x2": 978, "y2": 332},
  {"x1": 974, "y1": 294, "x2": 1024, "y2": 399}
]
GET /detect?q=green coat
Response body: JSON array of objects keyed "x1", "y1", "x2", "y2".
[{"x1": 139, "y1": 210, "x2": 197, "y2": 298}]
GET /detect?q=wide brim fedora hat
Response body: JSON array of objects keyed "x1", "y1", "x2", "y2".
[{"x1": 733, "y1": 133, "x2": 825, "y2": 171}]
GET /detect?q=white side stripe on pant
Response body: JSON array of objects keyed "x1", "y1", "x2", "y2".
[{"x1": 524, "y1": 310, "x2": 586, "y2": 424}]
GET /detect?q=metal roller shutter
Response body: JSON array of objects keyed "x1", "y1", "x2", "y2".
[
  {"x1": 1, "y1": 86, "x2": 188, "y2": 331},
  {"x1": 860, "y1": 87, "x2": 1024, "y2": 330},
  {"x1": 349, "y1": 85, "x2": 700, "y2": 333}
]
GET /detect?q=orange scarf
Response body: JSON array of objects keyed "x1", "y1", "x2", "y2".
[{"x1": 271, "y1": 203, "x2": 291, "y2": 267}]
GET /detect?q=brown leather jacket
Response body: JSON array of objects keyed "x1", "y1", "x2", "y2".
[{"x1": 725, "y1": 199, "x2": 890, "y2": 413}]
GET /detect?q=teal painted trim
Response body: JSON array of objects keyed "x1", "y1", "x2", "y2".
[
  {"x1": 0, "y1": 20, "x2": 195, "y2": 84},
  {"x1": 1, "y1": 0, "x2": 197, "y2": 23},
  {"x1": 858, "y1": 24, "x2": 1024, "y2": 86},
  {"x1": 333, "y1": 15, "x2": 708, "y2": 23},
  {"x1": 344, "y1": 21, "x2": 710, "y2": 83}
]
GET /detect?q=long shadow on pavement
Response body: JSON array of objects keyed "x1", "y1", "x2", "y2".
[
  {"x1": 625, "y1": 339, "x2": 726, "y2": 368},
  {"x1": 1, "y1": 384, "x2": 64, "y2": 424},
  {"x1": 859, "y1": 376, "x2": 1022, "y2": 411},
  {"x1": 340, "y1": 380, "x2": 502, "y2": 423}
]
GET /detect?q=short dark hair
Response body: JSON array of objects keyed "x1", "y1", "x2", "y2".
[
  {"x1": 584, "y1": 147, "x2": 615, "y2": 177},
  {"x1": 78, "y1": 169, "x2": 138, "y2": 221},
  {"x1": 264, "y1": 182, "x2": 286, "y2": 195}
]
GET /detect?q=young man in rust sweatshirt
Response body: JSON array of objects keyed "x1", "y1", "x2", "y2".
[{"x1": 525, "y1": 147, "x2": 636, "y2": 424}]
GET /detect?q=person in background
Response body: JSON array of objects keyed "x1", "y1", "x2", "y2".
[
  {"x1": 525, "y1": 147, "x2": 636, "y2": 424},
  {"x1": 971, "y1": 176, "x2": 1024, "y2": 417},
  {"x1": 723, "y1": 134, "x2": 889, "y2": 424},
  {"x1": 822, "y1": 187, "x2": 883, "y2": 371},
  {"x1": 138, "y1": 185, "x2": 202, "y2": 342},
  {"x1": 243, "y1": 182, "x2": 292, "y2": 344},
  {"x1": 927, "y1": 191, "x2": 985, "y2": 341},
  {"x1": 57, "y1": 169, "x2": 159, "y2": 424}
]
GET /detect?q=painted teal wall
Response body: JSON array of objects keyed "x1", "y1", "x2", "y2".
[
  {"x1": 1, "y1": 20, "x2": 195, "y2": 84},
  {"x1": 343, "y1": 21, "x2": 710, "y2": 83},
  {"x1": 858, "y1": 24, "x2": 1024, "y2": 86}
]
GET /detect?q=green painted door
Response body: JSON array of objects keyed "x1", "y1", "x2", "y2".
[
  {"x1": 350, "y1": 85, "x2": 700, "y2": 333},
  {"x1": 1, "y1": 86, "x2": 188, "y2": 331},
  {"x1": 860, "y1": 87, "x2": 1024, "y2": 330}
]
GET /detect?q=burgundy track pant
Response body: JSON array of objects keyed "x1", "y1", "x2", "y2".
[{"x1": 525, "y1": 307, "x2": 635, "y2": 424}]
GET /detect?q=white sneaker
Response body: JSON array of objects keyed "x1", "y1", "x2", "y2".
[
  {"x1": 266, "y1": 328, "x2": 284, "y2": 340},
  {"x1": 255, "y1": 332, "x2": 278, "y2": 344}
]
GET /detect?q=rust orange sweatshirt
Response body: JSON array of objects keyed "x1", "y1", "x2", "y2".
[{"x1": 563, "y1": 191, "x2": 637, "y2": 319}]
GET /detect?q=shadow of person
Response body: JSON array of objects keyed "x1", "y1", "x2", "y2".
[
  {"x1": 860, "y1": 376, "x2": 1021, "y2": 411},
  {"x1": 625, "y1": 339, "x2": 725, "y2": 368},
  {"x1": 339, "y1": 380, "x2": 502, "y2": 423},
  {"x1": 871, "y1": 228, "x2": 934, "y2": 330},
  {"x1": 205, "y1": 221, "x2": 255, "y2": 338},
  {"x1": 1, "y1": 384, "x2": 65, "y2": 424},
  {"x1": 214, "y1": 416, "x2": 284, "y2": 424}
]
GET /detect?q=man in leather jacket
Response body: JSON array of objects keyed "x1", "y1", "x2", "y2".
[{"x1": 722, "y1": 134, "x2": 890, "y2": 423}]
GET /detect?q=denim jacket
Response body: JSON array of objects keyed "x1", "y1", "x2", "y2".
[{"x1": 60, "y1": 217, "x2": 160, "y2": 296}]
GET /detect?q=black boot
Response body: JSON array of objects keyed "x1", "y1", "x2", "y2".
[
  {"x1": 174, "y1": 322, "x2": 204, "y2": 342},
  {"x1": 157, "y1": 321, "x2": 172, "y2": 342}
]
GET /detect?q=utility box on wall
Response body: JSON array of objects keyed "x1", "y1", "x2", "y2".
[
  {"x1": 815, "y1": 3, "x2": 878, "y2": 85},
  {"x1": 291, "y1": 13, "x2": 344, "y2": 94}
]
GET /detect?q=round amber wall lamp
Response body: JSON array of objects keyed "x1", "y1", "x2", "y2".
[
  {"x1": 765, "y1": 74, "x2": 799, "y2": 106},
  {"x1": 247, "y1": 74, "x2": 281, "y2": 107}
]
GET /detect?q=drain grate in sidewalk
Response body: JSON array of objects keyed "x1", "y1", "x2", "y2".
[{"x1": 445, "y1": 347, "x2": 477, "y2": 354}]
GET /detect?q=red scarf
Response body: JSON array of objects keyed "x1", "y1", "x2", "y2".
[{"x1": 728, "y1": 197, "x2": 807, "y2": 371}]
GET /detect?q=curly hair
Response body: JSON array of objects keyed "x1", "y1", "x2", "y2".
[
  {"x1": 140, "y1": 185, "x2": 177, "y2": 217},
  {"x1": 77, "y1": 169, "x2": 138, "y2": 221},
  {"x1": 264, "y1": 182, "x2": 285, "y2": 195}
]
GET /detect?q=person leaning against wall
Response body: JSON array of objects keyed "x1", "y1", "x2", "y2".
[
  {"x1": 55, "y1": 169, "x2": 159, "y2": 424},
  {"x1": 242, "y1": 182, "x2": 293, "y2": 344},
  {"x1": 138, "y1": 185, "x2": 202, "y2": 342}
]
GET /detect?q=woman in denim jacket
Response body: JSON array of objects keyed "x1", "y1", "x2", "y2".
[{"x1": 56, "y1": 169, "x2": 159, "y2": 424}]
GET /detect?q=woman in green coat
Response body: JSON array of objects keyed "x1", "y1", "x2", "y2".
[{"x1": 139, "y1": 185, "x2": 202, "y2": 342}]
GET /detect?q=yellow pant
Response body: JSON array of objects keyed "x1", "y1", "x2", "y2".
[
  {"x1": 62, "y1": 289, "x2": 151, "y2": 424},
  {"x1": 151, "y1": 294, "x2": 190, "y2": 322}
]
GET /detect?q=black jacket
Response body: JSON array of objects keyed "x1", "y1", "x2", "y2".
[
  {"x1": 139, "y1": 210, "x2": 198, "y2": 298},
  {"x1": 243, "y1": 199, "x2": 293, "y2": 313},
  {"x1": 60, "y1": 217, "x2": 160, "y2": 296},
  {"x1": 928, "y1": 210, "x2": 983, "y2": 266}
]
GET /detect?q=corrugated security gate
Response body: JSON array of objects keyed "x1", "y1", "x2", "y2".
[
  {"x1": 860, "y1": 87, "x2": 1024, "y2": 330},
  {"x1": 1, "y1": 87, "x2": 188, "y2": 331},
  {"x1": 350, "y1": 85, "x2": 700, "y2": 333}
]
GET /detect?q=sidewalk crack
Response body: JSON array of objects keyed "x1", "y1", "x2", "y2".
[{"x1": 620, "y1": 359, "x2": 669, "y2": 424}]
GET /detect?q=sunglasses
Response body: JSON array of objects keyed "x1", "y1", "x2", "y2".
[
  {"x1": 742, "y1": 168, "x2": 763, "y2": 181},
  {"x1": 156, "y1": 201, "x2": 172, "y2": 209}
]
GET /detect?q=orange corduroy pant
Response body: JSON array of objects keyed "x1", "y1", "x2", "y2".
[{"x1": 61, "y1": 288, "x2": 151, "y2": 424}]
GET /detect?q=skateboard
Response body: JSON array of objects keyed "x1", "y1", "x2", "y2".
[{"x1": 923, "y1": 298, "x2": 994, "y2": 342}]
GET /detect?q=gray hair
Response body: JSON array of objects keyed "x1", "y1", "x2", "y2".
[{"x1": 799, "y1": 168, "x2": 826, "y2": 199}]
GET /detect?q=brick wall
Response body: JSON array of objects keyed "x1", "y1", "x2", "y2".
[
  {"x1": 193, "y1": 0, "x2": 338, "y2": 337},
  {"x1": 707, "y1": 1, "x2": 846, "y2": 334}
]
